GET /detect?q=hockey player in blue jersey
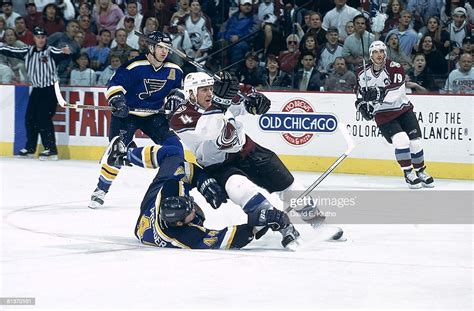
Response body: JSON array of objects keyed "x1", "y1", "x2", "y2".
[
  {"x1": 89, "y1": 31, "x2": 187, "y2": 209},
  {"x1": 100, "y1": 136, "x2": 292, "y2": 249}
]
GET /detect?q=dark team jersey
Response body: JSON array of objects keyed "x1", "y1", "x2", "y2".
[
  {"x1": 355, "y1": 59, "x2": 413, "y2": 125},
  {"x1": 106, "y1": 55, "x2": 183, "y2": 110},
  {"x1": 134, "y1": 155, "x2": 255, "y2": 249}
]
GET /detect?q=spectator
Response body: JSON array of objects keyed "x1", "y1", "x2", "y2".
[
  {"x1": 39, "y1": 3, "x2": 65, "y2": 36},
  {"x1": 142, "y1": 17, "x2": 159, "y2": 35},
  {"x1": 441, "y1": 0, "x2": 466, "y2": 25},
  {"x1": 35, "y1": 0, "x2": 56, "y2": 12},
  {"x1": 0, "y1": 16, "x2": 6, "y2": 39},
  {"x1": 342, "y1": 15, "x2": 375, "y2": 68},
  {"x1": 109, "y1": 28, "x2": 133, "y2": 64},
  {"x1": 77, "y1": 15, "x2": 98, "y2": 48},
  {"x1": 419, "y1": 34, "x2": 448, "y2": 77},
  {"x1": 417, "y1": 16, "x2": 451, "y2": 56},
  {"x1": 97, "y1": 53, "x2": 121, "y2": 86},
  {"x1": 93, "y1": 0, "x2": 124, "y2": 37},
  {"x1": 236, "y1": 51, "x2": 265, "y2": 87},
  {"x1": 406, "y1": 53, "x2": 438, "y2": 93},
  {"x1": 262, "y1": 54, "x2": 291, "y2": 89},
  {"x1": 0, "y1": 28, "x2": 27, "y2": 82},
  {"x1": 446, "y1": 7, "x2": 472, "y2": 50},
  {"x1": 386, "y1": 10, "x2": 419, "y2": 56},
  {"x1": 57, "y1": 0, "x2": 75, "y2": 21},
  {"x1": 170, "y1": 0, "x2": 191, "y2": 27},
  {"x1": 141, "y1": 0, "x2": 174, "y2": 32},
  {"x1": 217, "y1": 0, "x2": 259, "y2": 67},
  {"x1": 170, "y1": 0, "x2": 213, "y2": 60},
  {"x1": 137, "y1": 35, "x2": 148, "y2": 53},
  {"x1": 255, "y1": 1, "x2": 284, "y2": 57},
  {"x1": 70, "y1": 52, "x2": 96, "y2": 86},
  {"x1": 345, "y1": 20, "x2": 354, "y2": 37},
  {"x1": 382, "y1": 0, "x2": 404, "y2": 36},
  {"x1": 444, "y1": 53, "x2": 474, "y2": 93},
  {"x1": 128, "y1": 49, "x2": 140, "y2": 60},
  {"x1": 24, "y1": 1, "x2": 43, "y2": 32},
  {"x1": 386, "y1": 32, "x2": 413, "y2": 71},
  {"x1": 406, "y1": 0, "x2": 443, "y2": 31},
  {"x1": 111, "y1": 17, "x2": 139, "y2": 49},
  {"x1": 293, "y1": 51, "x2": 323, "y2": 91},
  {"x1": 324, "y1": 56, "x2": 357, "y2": 92},
  {"x1": 322, "y1": 0, "x2": 360, "y2": 41},
  {"x1": 317, "y1": 26, "x2": 344, "y2": 74},
  {"x1": 306, "y1": 12, "x2": 327, "y2": 46},
  {"x1": 15, "y1": 16, "x2": 34, "y2": 45},
  {"x1": 77, "y1": 3, "x2": 98, "y2": 34},
  {"x1": 278, "y1": 33, "x2": 301, "y2": 74},
  {"x1": 0, "y1": 0, "x2": 21, "y2": 28},
  {"x1": 116, "y1": 0, "x2": 143, "y2": 32},
  {"x1": 299, "y1": 32, "x2": 319, "y2": 60},
  {"x1": 74, "y1": 30, "x2": 86, "y2": 49},
  {"x1": 85, "y1": 29, "x2": 111, "y2": 71}
]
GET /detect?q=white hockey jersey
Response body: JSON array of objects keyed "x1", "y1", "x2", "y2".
[
  {"x1": 356, "y1": 59, "x2": 413, "y2": 125},
  {"x1": 170, "y1": 101, "x2": 252, "y2": 167}
]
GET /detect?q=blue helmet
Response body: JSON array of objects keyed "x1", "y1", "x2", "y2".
[{"x1": 145, "y1": 31, "x2": 171, "y2": 53}]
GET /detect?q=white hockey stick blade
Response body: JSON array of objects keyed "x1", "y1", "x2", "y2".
[{"x1": 54, "y1": 81, "x2": 69, "y2": 108}]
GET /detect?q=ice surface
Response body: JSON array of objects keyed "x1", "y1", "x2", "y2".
[{"x1": 0, "y1": 158, "x2": 472, "y2": 310}]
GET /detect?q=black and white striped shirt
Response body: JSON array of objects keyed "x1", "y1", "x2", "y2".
[{"x1": 0, "y1": 45, "x2": 68, "y2": 88}]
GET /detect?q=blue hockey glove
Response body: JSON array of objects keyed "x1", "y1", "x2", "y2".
[
  {"x1": 164, "y1": 88, "x2": 186, "y2": 113},
  {"x1": 245, "y1": 92, "x2": 271, "y2": 115},
  {"x1": 198, "y1": 178, "x2": 227, "y2": 209},
  {"x1": 248, "y1": 208, "x2": 290, "y2": 232},
  {"x1": 109, "y1": 94, "x2": 129, "y2": 118}
]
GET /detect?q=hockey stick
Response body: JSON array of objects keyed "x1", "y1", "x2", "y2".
[
  {"x1": 54, "y1": 81, "x2": 164, "y2": 114},
  {"x1": 135, "y1": 31, "x2": 250, "y2": 100},
  {"x1": 284, "y1": 123, "x2": 356, "y2": 213}
]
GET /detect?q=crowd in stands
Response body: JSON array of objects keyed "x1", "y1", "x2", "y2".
[{"x1": 0, "y1": 0, "x2": 473, "y2": 93}]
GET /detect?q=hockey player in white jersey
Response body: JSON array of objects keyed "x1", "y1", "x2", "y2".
[
  {"x1": 355, "y1": 41, "x2": 434, "y2": 188},
  {"x1": 169, "y1": 71, "x2": 340, "y2": 248}
]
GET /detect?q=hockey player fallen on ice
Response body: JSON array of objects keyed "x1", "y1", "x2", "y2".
[
  {"x1": 100, "y1": 136, "x2": 293, "y2": 250},
  {"x1": 88, "y1": 31, "x2": 185, "y2": 209},
  {"x1": 166, "y1": 71, "x2": 343, "y2": 248},
  {"x1": 355, "y1": 41, "x2": 434, "y2": 188}
]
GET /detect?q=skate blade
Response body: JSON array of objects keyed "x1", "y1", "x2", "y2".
[
  {"x1": 39, "y1": 155, "x2": 58, "y2": 161},
  {"x1": 284, "y1": 238, "x2": 301, "y2": 251},
  {"x1": 408, "y1": 183, "x2": 422, "y2": 189},
  {"x1": 421, "y1": 182, "x2": 434, "y2": 188}
]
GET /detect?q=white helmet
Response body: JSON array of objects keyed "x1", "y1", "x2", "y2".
[
  {"x1": 183, "y1": 72, "x2": 214, "y2": 100},
  {"x1": 369, "y1": 40, "x2": 387, "y2": 61}
]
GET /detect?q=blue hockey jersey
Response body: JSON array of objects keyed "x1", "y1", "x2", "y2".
[
  {"x1": 134, "y1": 154, "x2": 255, "y2": 250},
  {"x1": 106, "y1": 55, "x2": 183, "y2": 110}
]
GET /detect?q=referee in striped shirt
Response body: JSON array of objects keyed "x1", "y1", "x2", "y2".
[{"x1": 0, "y1": 27, "x2": 70, "y2": 160}]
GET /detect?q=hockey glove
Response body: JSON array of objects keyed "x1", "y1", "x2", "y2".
[
  {"x1": 249, "y1": 208, "x2": 290, "y2": 231},
  {"x1": 360, "y1": 86, "x2": 384, "y2": 102},
  {"x1": 198, "y1": 178, "x2": 227, "y2": 209},
  {"x1": 245, "y1": 93, "x2": 271, "y2": 115},
  {"x1": 355, "y1": 99, "x2": 375, "y2": 121},
  {"x1": 212, "y1": 71, "x2": 240, "y2": 109},
  {"x1": 164, "y1": 88, "x2": 186, "y2": 114},
  {"x1": 216, "y1": 119, "x2": 239, "y2": 150},
  {"x1": 109, "y1": 94, "x2": 129, "y2": 118}
]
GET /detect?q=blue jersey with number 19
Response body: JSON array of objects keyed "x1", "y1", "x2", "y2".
[{"x1": 106, "y1": 55, "x2": 183, "y2": 110}]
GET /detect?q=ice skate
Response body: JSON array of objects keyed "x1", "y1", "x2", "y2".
[
  {"x1": 100, "y1": 136, "x2": 131, "y2": 167},
  {"x1": 416, "y1": 166, "x2": 434, "y2": 188},
  {"x1": 404, "y1": 168, "x2": 422, "y2": 189},
  {"x1": 17, "y1": 148, "x2": 35, "y2": 158},
  {"x1": 280, "y1": 224, "x2": 300, "y2": 250},
  {"x1": 89, "y1": 187, "x2": 107, "y2": 209},
  {"x1": 38, "y1": 149, "x2": 58, "y2": 161}
]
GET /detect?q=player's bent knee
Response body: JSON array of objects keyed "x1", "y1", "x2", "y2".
[
  {"x1": 225, "y1": 174, "x2": 261, "y2": 207},
  {"x1": 391, "y1": 132, "x2": 410, "y2": 149},
  {"x1": 157, "y1": 145, "x2": 184, "y2": 165},
  {"x1": 409, "y1": 137, "x2": 423, "y2": 153}
]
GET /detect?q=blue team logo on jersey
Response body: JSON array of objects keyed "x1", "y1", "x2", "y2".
[
  {"x1": 258, "y1": 98, "x2": 338, "y2": 146},
  {"x1": 139, "y1": 79, "x2": 167, "y2": 99}
]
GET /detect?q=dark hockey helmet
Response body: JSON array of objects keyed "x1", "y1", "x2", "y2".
[
  {"x1": 145, "y1": 31, "x2": 171, "y2": 53},
  {"x1": 159, "y1": 180, "x2": 194, "y2": 226},
  {"x1": 33, "y1": 27, "x2": 47, "y2": 37}
]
